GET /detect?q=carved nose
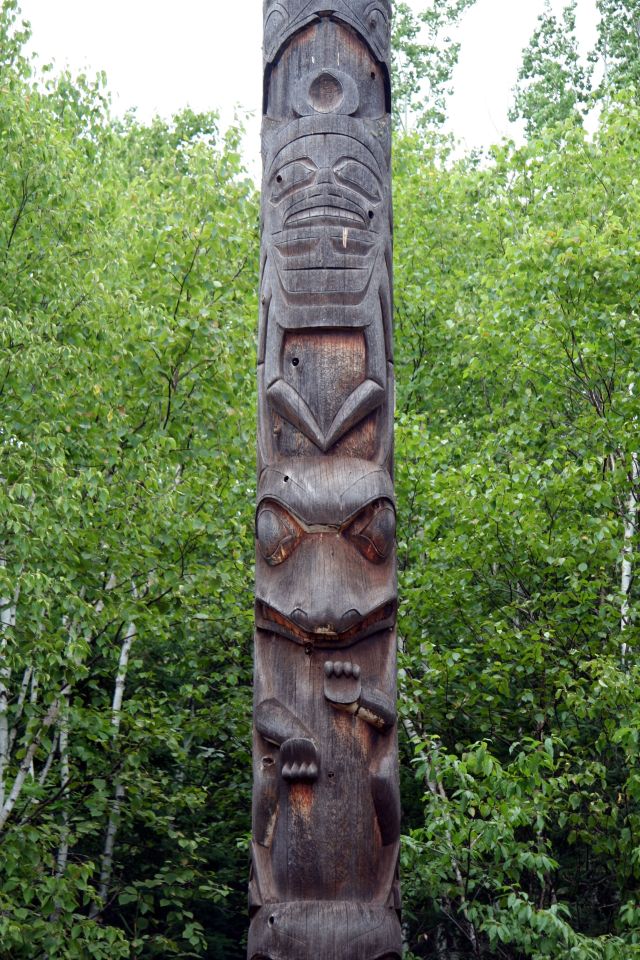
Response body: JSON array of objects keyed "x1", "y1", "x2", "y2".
[
  {"x1": 290, "y1": 608, "x2": 334, "y2": 634},
  {"x1": 290, "y1": 607, "x2": 361, "y2": 635},
  {"x1": 336, "y1": 609, "x2": 361, "y2": 632}
]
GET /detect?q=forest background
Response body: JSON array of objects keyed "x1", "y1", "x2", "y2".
[{"x1": 1, "y1": 0, "x2": 640, "y2": 956}]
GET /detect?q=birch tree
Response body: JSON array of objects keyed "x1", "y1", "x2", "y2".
[
  {"x1": 0, "y1": 5, "x2": 256, "y2": 956},
  {"x1": 91, "y1": 619, "x2": 136, "y2": 917},
  {"x1": 394, "y1": 98, "x2": 640, "y2": 956}
]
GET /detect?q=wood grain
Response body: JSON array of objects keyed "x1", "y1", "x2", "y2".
[{"x1": 250, "y1": 3, "x2": 401, "y2": 955}]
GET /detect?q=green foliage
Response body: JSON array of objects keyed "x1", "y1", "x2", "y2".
[
  {"x1": 594, "y1": 0, "x2": 640, "y2": 98},
  {"x1": 394, "y1": 104, "x2": 640, "y2": 955},
  {"x1": 510, "y1": 1, "x2": 592, "y2": 137},
  {"x1": 0, "y1": 6, "x2": 257, "y2": 957},
  {"x1": 392, "y1": 0, "x2": 478, "y2": 129},
  {"x1": 2, "y1": 1, "x2": 640, "y2": 958}
]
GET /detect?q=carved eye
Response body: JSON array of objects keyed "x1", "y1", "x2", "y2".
[
  {"x1": 256, "y1": 505, "x2": 301, "y2": 565},
  {"x1": 334, "y1": 159, "x2": 381, "y2": 203},
  {"x1": 345, "y1": 500, "x2": 395, "y2": 563},
  {"x1": 264, "y1": 2, "x2": 288, "y2": 51},
  {"x1": 270, "y1": 159, "x2": 317, "y2": 203},
  {"x1": 364, "y1": 1, "x2": 390, "y2": 38}
]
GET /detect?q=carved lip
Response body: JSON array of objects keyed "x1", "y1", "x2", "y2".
[
  {"x1": 256, "y1": 600, "x2": 395, "y2": 648},
  {"x1": 273, "y1": 231, "x2": 377, "y2": 265},
  {"x1": 284, "y1": 204, "x2": 365, "y2": 228}
]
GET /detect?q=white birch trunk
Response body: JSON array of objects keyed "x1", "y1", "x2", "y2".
[
  {"x1": 36, "y1": 731, "x2": 58, "y2": 789},
  {"x1": 8, "y1": 666, "x2": 32, "y2": 755},
  {"x1": 27, "y1": 667, "x2": 40, "y2": 781},
  {"x1": 621, "y1": 452, "x2": 639, "y2": 663},
  {"x1": 0, "y1": 689, "x2": 68, "y2": 832},
  {"x1": 0, "y1": 560, "x2": 11, "y2": 811},
  {"x1": 92, "y1": 779, "x2": 126, "y2": 915},
  {"x1": 54, "y1": 614, "x2": 80, "y2": 876},
  {"x1": 90, "y1": 620, "x2": 136, "y2": 916},
  {"x1": 0, "y1": 557, "x2": 17, "y2": 811},
  {"x1": 55, "y1": 694, "x2": 70, "y2": 878}
]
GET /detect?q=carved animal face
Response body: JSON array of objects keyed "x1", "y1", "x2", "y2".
[
  {"x1": 255, "y1": 458, "x2": 396, "y2": 647},
  {"x1": 266, "y1": 128, "x2": 385, "y2": 236},
  {"x1": 249, "y1": 900, "x2": 401, "y2": 960},
  {"x1": 263, "y1": 116, "x2": 390, "y2": 307}
]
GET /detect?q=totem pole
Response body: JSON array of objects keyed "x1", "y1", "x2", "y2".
[{"x1": 249, "y1": 3, "x2": 401, "y2": 957}]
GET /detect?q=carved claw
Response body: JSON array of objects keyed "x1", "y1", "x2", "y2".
[
  {"x1": 324, "y1": 661, "x2": 362, "y2": 710},
  {"x1": 281, "y1": 737, "x2": 319, "y2": 782},
  {"x1": 324, "y1": 660, "x2": 361, "y2": 679}
]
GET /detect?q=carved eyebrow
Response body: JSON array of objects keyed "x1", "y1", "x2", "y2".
[
  {"x1": 257, "y1": 496, "x2": 395, "y2": 531},
  {"x1": 338, "y1": 471, "x2": 394, "y2": 513},
  {"x1": 334, "y1": 156, "x2": 382, "y2": 181},
  {"x1": 268, "y1": 133, "x2": 380, "y2": 174},
  {"x1": 258, "y1": 499, "x2": 340, "y2": 532},
  {"x1": 273, "y1": 158, "x2": 317, "y2": 177},
  {"x1": 341, "y1": 497, "x2": 395, "y2": 528}
]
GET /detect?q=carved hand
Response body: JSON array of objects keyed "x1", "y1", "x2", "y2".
[
  {"x1": 280, "y1": 737, "x2": 319, "y2": 782},
  {"x1": 324, "y1": 661, "x2": 396, "y2": 732},
  {"x1": 323, "y1": 661, "x2": 362, "y2": 712}
]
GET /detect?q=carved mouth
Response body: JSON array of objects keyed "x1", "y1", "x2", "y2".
[
  {"x1": 256, "y1": 601, "x2": 395, "y2": 647},
  {"x1": 284, "y1": 205, "x2": 365, "y2": 228}
]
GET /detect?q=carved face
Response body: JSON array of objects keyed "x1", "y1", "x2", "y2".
[
  {"x1": 263, "y1": 117, "x2": 390, "y2": 305},
  {"x1": 266, "y1": 131, "x2": 385, "y2": 236},
  {"x1": 362, "y1": 0, "x2": 392, "y2": 55},
  {"x1": 255, "y1": 458, "x2": 396, "y2": 647}
]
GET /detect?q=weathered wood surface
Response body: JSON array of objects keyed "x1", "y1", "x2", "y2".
[{"x1": 250, "y1": 3, "x2": 401, "y2": 956}]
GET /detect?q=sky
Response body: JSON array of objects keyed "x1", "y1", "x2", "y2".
[{"x1": 19, "y1": 0, "x2": 600, "y2": 161}]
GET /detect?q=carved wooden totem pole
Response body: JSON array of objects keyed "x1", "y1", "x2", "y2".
[{"x1": 250, "y1": 2, "x2": 401, "y2": 957}]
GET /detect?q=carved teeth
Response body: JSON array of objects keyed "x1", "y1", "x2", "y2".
[
  {"x1": 313, "y1": 625, "x2": 337, "y2": 635},
  {"x1": 258, "y1": 600, "x2": 395, "y2": 646},
  {"x1": 285, "y1": 206, "x2": 364, "y2": 227},
  {"x1": 282, "y1": 760, "x2": 319, "y2": 782}
]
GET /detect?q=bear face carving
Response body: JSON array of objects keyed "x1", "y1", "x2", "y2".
[
  {"x1": 255, "y1": 458, "x2": 396, "y2": 647},
  {"x1": 262, "y1": 115, "x2": 391, "y2": 319}
]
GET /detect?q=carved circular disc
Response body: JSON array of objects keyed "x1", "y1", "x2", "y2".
[
  {"x1": 292, "y1": 69, "x2": 360, "y2": 117},
  {"x1": 308, "y1": 71, "x2": 344, "y2": 113}
]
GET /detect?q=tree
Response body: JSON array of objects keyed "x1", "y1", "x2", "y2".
[
  {"x1": 393, "y1": 104, "x2": 640, "y2": 957},
  {"x1": 3, "y1": 1, "x2": 640, "y2": 957},
  {"x1": 392, "y1": 0, "x2": 478, "y2": 129},
  {"x1": 594, "y1": 0, "x2": 640, "y2": 97},
  {"x1": 0, "y1": 6, "x2": 259, "y2": 956},
  {"x1": 510, "y1": 0, "x2": 592, "y2": 137}
]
